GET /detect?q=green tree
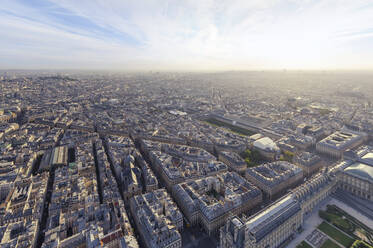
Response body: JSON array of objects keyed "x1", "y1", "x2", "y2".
[
  {"x1": 241, "y1": 149, "x2": 265, "y2": 167},
  {"x1": 281, "y1": 151, "x2": 294, "y2": 162}
]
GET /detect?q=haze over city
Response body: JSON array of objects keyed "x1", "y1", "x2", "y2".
[
  {"x1": 1, "y1": 1, "x2": 373, "y2": 248},
  {"x1": 1, "y1": 0, "x2": 373, "y2": 70}
]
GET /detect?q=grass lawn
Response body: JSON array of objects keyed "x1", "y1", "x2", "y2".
[
  {"x1": 326, "y1": 205, "x2": 373, "y2": 245},
  {"x1": 321, "y1": 239, "x2": 341, "y2": 248},
  {"x1": 319, "y1": 210, "x2": 354, "y2": 234},
  {"x1": 296, "y1": 241, "x2": 313, "y2": 248},
  {"x1": 318, "y1": 108, "x2": 332, "y2": 115},
  {"x1": 318, "y1": 221, "x2": 355, "y2": 247},
  {"x1": 204, "y1": 118, "x2": 255, "y2": 136}
]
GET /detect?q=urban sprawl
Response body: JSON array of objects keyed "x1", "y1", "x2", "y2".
[{"x1": 0, "y1": 71, "x2": 372, "y2": 248}]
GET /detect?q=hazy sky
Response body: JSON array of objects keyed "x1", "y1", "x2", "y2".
[{"x1": 1, "y1": 0, "x2": 373, "y2": 70}]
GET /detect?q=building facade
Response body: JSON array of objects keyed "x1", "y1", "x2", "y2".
[
  {"x1": 245, "y1": 161, "x2": 303, "y2": 199},
  {"x1": 173, "y1": 172, "x2": 261, "y2": 235}
]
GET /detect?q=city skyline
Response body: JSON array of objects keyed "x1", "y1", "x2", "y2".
[
  {"x1": 1, "y1": 71, "x2": 373, "y2": 248},
  {"x1": 1, "y1": 0, "x2": 373, "y2": 71}
]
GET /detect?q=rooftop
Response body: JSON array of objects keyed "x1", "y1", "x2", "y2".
[
  {"x1": 245, "y1": 194, "x2": 301, "y2": 242},
  {"x1": 253, "y1": 137, "x2": 279, "y2": 152},
  {"x1": 246, "y1": 161, "x2": 303, "y2": 187},
  {"x1": 361, "y1": 152, "x2": 373, "y2": 166},
  {"x1": 318, "y1": 129, "x2": 366, "y2": 150},
  {"x1": 344, "y1": 162, "x2": 373, "y2": 183}
]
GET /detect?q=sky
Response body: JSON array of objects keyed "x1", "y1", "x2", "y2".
[{"x1": 1, "y1": 0, "x2": 373, "y2": 71}]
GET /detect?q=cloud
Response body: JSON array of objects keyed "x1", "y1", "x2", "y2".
[{"x1": 0, "y1": 0, "x2": 373, "y2": 70}]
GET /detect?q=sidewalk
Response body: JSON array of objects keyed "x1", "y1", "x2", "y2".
[
  {"x1": 288, "y1": 199, "x2": 330, "y2": 248},
  {"x1": 274, "y1": 195, "x2": 373, "y2": 248}
]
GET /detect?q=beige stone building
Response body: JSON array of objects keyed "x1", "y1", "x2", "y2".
[
  {"x1": 173, "y1": 172, "x2": 262, "y2": 235},
  {"x1": 130, "y1": 189, "x2": 183, "y2": 248},
  {"x1": 220, "y1": 194, "x2": 303, "y2": 248},
  {"x1": 218, "y1": 151, "x2": 247, "y2": 175},
  {"x1": 316, "y1": 130, "x2": 367, "y2": 158},
  {"x1": 245, "y1": 161, "x2": 303, "y2": 199},
  {"x1": 221, "y1": 168, "x2": 337, "y2": 248}
]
